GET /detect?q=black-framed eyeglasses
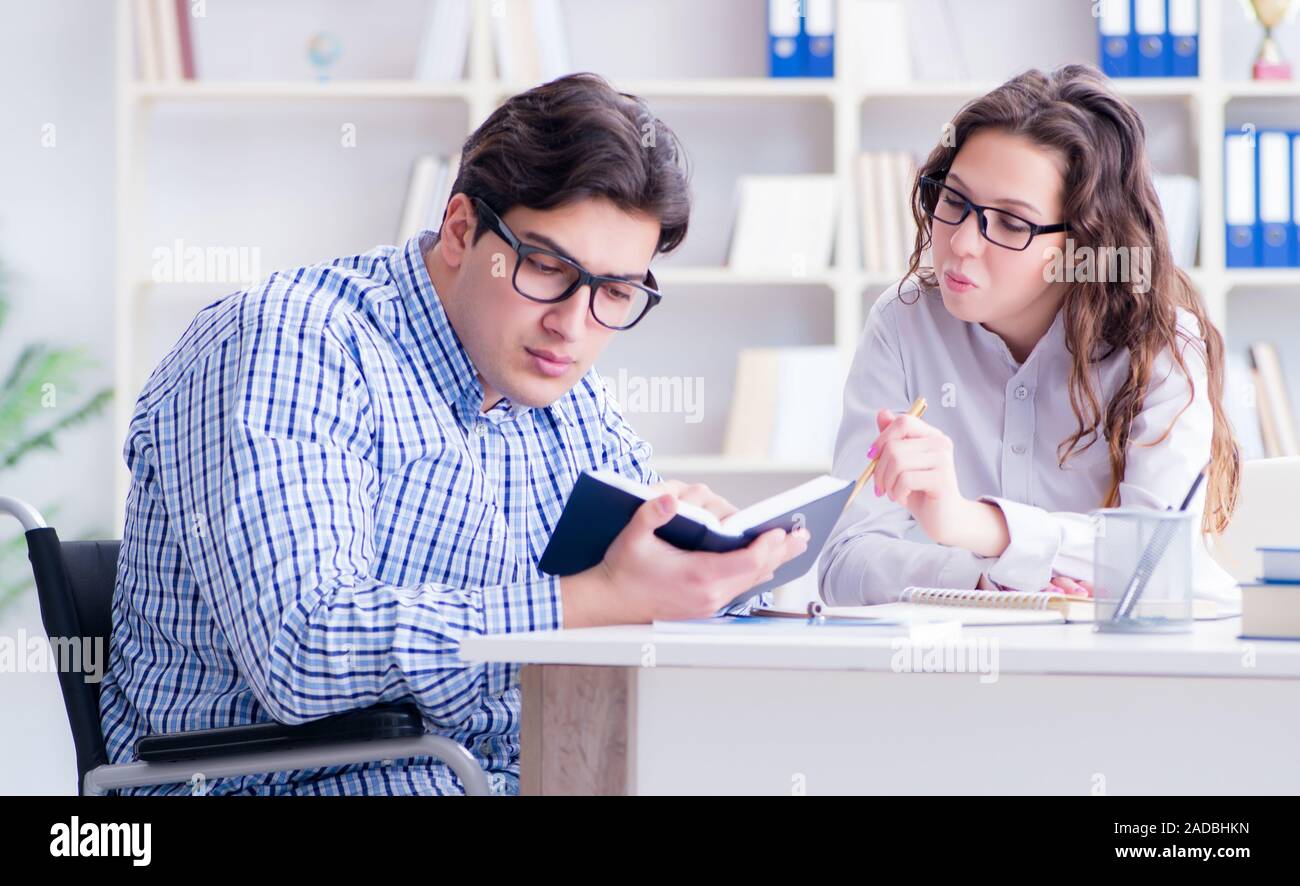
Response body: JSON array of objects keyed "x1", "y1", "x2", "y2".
[
  {"x1": 919, "y1": 176, "x2": 1070, "y2": 251},
  {"x1": 470, "y1": 197, "x2": 662, "y2": 331}
]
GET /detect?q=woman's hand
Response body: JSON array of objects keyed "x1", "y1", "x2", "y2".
[
  {"x1": 1047, "y1": 575, "x2": 1093, "y2": 597},
  {"x1": 870, "y1": 409, "x2": 967, "y2": 539},
  {"x1": 869, "y1": 408, "x2": 1011, "y2": 557}
]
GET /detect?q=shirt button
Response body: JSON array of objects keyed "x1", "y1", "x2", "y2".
[
  {"x1": 1012, "y1": 443, "x2": 1026, "y2": 455},
  {"x1": 474, "y1": 423, "x2": 487, "y2": 437},
  {"x1": 1014, "y1": 385, "x2": 1029, "y2": 400}
]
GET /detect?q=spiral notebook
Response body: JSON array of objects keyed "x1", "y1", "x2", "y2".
[{"x1": 759, "y1": 586, "x2": 1229, "y2": 626}]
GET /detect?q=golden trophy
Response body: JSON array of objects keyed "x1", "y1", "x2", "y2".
[{"x1": 1249, "y1": 0, "x2": 1297, "y2": 80}]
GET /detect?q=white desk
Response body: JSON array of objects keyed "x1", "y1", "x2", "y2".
[{"x1": 460, "y1": 618, "x2": 1300, "y2": 795}]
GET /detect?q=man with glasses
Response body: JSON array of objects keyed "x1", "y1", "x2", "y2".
[{"x1": 99, "y1": 73, "x2": 808, "y2": 795}]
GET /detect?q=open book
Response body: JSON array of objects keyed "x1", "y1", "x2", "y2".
[
  {"x1": 538, "y1": 470, "x2": 853, "y2": 610},
  {"x1": 758, "y1": 586, "x2": 1235, "y2": 625}
]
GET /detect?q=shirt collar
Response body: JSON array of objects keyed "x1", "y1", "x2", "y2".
[
  {"x1": 389, "y1": 233, "x2": 574, "y2": 427},
  {"x1": 971, "y1": 302, "x2": 1066, "y2": 373}
]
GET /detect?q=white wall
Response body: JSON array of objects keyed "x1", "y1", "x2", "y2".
[{"x1": 0, "y1": 0, "x2": 118, "y2": 794}]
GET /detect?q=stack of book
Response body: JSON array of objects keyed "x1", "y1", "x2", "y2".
[
  {"x1": 857, "y1": 152, "x2": 917, "y2": 276},
  {"x1": 1097, "y1": 0, "x2": 1199, "y2": 78},
  {"x1": 766, "y1": 0, "x2": 835, "y2": 78},
  {"x1": 493, "y1": 0, "x2": 570, "y2": 85},
  {"x1": 1250, "y1": 342, "x2": 1299, "y2": 459},
  {"x1": 133, "y1": 0, "x2": 196, "y2": 81},
  {"x1": 1241, "y1": 547, "x2": 1300, "y2": 640},
  {"x1": 1223, "y1": 129, "x2": 1300, "y2": 268},
  {"x1": 727, "y1": 175, "x2": 838, "y2": 275},
  {"x1": 396, "y1": 155, "x2": 459, "y2": 244},
  {"x1": 723, "y1": 347, "x2": 847, "y2": 465},
  {"x1": 412, "y1": 0, "x2": 472, "y2": 82}
]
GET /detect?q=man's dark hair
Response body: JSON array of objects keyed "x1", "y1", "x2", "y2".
[{"x1": 449, "y1": 72, "x2": 691, "y2": 255}]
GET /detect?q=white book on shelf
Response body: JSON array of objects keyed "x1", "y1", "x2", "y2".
[
  {"x1": 873, "y1": 153, "x2": 904, "y2": 274},
  {"x1": 494, "y1": 0, "x2": 541, "y2": 84},
  {"x1": 1153, "y1": 174, "x2": 1200, "y2": 269},
  {"x1": 1251, "y1": 342, "x2": 1300, "y2": 457},
  {"x1": 844, "y1": 0, "x2": 912, "y2": 87},
  {"x1": 532, "y1": 0, "x2": 571, "y2": 82},
  {"x1": 727, "y1": 175, "x2": 837, "y2": 275},
  {"x1": 134, "y1": 0, "x2": 160, "y2": 81},
  {"x1": 724, "y1": 347, "x2": 847, "y2": 463},
  {"x1": 423, "y1": 154, "x2": 460, "y2": 234},
  {"x1": 397, "y1": 155, "x2": 441, "y2": 244},
  {"x1": 857, "y1": 153, "x2": 885, "y2": 273},
  {"x1": 414, "y1": 0, "x2": 472, "y2": 81},
  {"x1": 1225, "y1": 349, "x2": 1265, "y2": 461},
  {"x1": 155, "y1": 0, "x2": 182, "y2": 81},
  {"x1": 892, "y1": 153, "x2": 918, "y2": 265}
]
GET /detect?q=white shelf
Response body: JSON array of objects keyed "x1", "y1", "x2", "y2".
[
  {"x1": 859, "y1": 78, "x2": 1200, "y2": 102},
  {"x1": 655, "y1": 266, "x2": 837, "y2": 287},
  {"x1": 506, "y1": 77, "x2": 837, "y2": 100},
  {"x1": 653, "y1": 456, "x2": 832, "y2": 475},
  {"x1": 127, "y1": 79, "x2": 477, "y2": 102},
  {"x1": 1224, "y1": 269, "x2": 1300, "y2": 289}
]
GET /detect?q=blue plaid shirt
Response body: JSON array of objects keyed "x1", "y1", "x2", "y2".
[{"x1": 99, "y1": 233, "x2": 665, "y2": 795}]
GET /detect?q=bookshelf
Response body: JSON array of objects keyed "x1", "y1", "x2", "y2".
[{"x1": 114, "y1": 0, "x2": 1297, "y2": 518}]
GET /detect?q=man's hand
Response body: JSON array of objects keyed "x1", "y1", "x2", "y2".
[{"x1": 561, "y1": 494, "x2": 809, "y2": 626}]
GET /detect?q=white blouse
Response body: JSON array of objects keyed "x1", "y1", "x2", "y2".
[{"x1": 818, "y1": 280, "x2": 1240, "y2": 606}]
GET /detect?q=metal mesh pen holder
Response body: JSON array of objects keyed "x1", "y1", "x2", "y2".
[{"x1": 1091, "y1": 508, "x2": 1195, "y2": 633}]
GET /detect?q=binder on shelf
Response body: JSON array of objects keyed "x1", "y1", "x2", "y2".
[
  {"x1": 1134, "y1": 0, "x2": 1168, "y2": 77},
  {"x1": 1258, "y1": 130, "x2": 1292, "y2": 267},
  {"x1": 1225, "y1": 130, "x2": 1258, "y2": 268},
  {"x1": 1168, "y1": 0, "x2": 1199, "y2": 77},
  {"x1": 803, "y1": 0, "x2": 835, "y2": 78},
  {"x1": 1097, "y1": 0, "x2": 1134, "y2": 78},
  {"x1": 768, "y1": 0, "x2": 802, "y2": 78},
  {"x1": 1293, "y1": 132, "x2": 1300, "y2": 267}
]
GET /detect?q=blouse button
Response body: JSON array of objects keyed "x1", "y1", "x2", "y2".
[
  {"x1": 1014, "y1": 385, "x2": 1030, "y2": 400},
  {"x1": 1012, "y1": 443, "x2": 1026, "y2": 455}
]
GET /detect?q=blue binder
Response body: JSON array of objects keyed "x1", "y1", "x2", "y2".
[
  {"x1": 768, "y1": 0, "x2": 802, "y2": 78},
  {"x1": 1134, "y1": 0, "x2": 1169, "y2": 77},
  {"x1": 1225, "y1": 130, "x2": 1258, "y2": 268},
  {"x1": 1291, "y1": 133, "x2": 1300, "y2": 266},
  {"x1": 1257, "y1": 130, "x2": 1291, "y2": 267},
  {"x1": 1168, "y1": 0, "x2": 1199, "y2": 77},
  {"x1": 1098, "y1": 0, "x2": 1135, "y2": 77},
  {"x1": 803, "y1": 0, "x2": 834, "y2": 78}
]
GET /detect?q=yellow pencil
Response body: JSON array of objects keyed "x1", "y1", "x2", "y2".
[{"x1": 843, "y1": 396, "x2": 928, "y2": 510}]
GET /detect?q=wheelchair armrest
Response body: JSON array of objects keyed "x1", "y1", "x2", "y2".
[{"x1": 134, "y1": 702, "x2": 425, "y2": 763}]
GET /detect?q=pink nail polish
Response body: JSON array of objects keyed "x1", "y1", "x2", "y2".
[{"x1": 868, "y1": 445, "x2": 878, "y2": 459}]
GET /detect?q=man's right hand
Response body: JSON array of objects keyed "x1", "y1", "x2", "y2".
[{"x1": 560, "y1": 493, "x2": 810, "y2": 627}]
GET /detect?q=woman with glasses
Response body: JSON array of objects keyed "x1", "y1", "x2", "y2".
[{"x1": 819, "y1": 65, "x2": 1240, "y2": 605}]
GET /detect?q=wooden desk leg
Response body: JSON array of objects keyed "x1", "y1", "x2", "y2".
[{"x1": 520, "y1": 664, "x2": 634, "y2": 795}]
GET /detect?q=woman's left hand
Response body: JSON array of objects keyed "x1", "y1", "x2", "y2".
[{"x1": 870, "y1": 408, "x2": 972, "y2": 546}]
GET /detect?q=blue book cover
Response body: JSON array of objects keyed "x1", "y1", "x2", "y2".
[
  {"x1": 1258, "y1": 130, "x2": 1292, "y2": 267},
  {"x1": 802, "y1": 0, "x2": 834, "y2": 78},
  {"x1": 1098, "y1": 0, "x2": 1135, "y2": 77},
  {"x1": 1168, "y1": 0, "x2": 1199, "y2": 77},
  {"x1": 1134, "y1": 0, "x2": 1169, "y2": 77},
  {"x1": 538, "y1": 469, "x2": 852, "y2": 610},
  {"x1": 1225, "y1": 130, "x2": 1258, "y2": 267},
  {"x1": 768, "y1": 0, "x2": 802, "y2": 78}
]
